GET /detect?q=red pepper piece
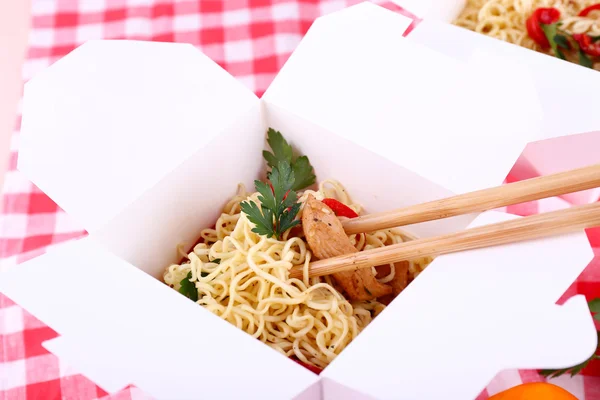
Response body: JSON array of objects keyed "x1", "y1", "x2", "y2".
[
  {"x1": 322, "y1": 198, "x2": 359, "y2": 219},
  {"x1": 573, "y1": 33, "x2": 600, "y2": 57},
  {"x1": 526, "y1": 7, "x2": 561, "y2": 48},
  {"x1": 291, "y1": 358, "x2": 323, "y2": 375},
  {"x1": 538, "y1": 7, "x2": 561, "y2": 24},
  {"x1": 579, "y1": 4, "x2": 600, "y2": 16}
]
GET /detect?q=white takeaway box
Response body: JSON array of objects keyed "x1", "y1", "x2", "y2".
[{"x1": 1, "y1": 3, "x2": 598, "y2": 399}]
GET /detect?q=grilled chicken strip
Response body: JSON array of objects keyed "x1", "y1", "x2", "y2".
[
  {"x1": 375, "y1": 261, "x2": 409, "y2": 305},
  {"x1": 302, "y1": 195, "x2": 392, "y2": 301}
]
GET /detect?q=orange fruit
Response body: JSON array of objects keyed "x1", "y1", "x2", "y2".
[{"x1": 489, "y1": 383, "x2": 578, "y2": 400}]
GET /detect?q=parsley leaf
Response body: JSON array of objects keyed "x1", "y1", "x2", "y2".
[
  {"x1": 541, "y1": 23, "x2": 566, "y2": 60},
  {"x1": 554, "y1": 34, "x2": 571, "y2": 50},
  {"x1": 540, "y1": 25, "x2": 599, "y2": 68},
  {"x1": 539, "y1": 355, "x2": 600, "y2": 379},
  {"x1": 579, "y1": 50, "x2": 594, "y2": 69},
  {"x1": 292, "y1": 156, "x2": 316, "y2": 191},
  {"x1": 248, "y1": 130, "x2": 316, "y2": 237},
  {"x1": 179, "y1": 272, "x2": 198, "y2": 302},
  {"x1": 279, "y1": 202, "x2": 302, "y2": 234},
  {"x1": 256, "y1": 180, "x2": 277, "y2": 211},
  {"x1": 240, "y1": 199, "x2": 276, "y2": 237},
  {"x1": 240, "y1": 161, "x2": 302, "y2": 239},
  {"x1": 591, "y1": 299, "x2": 600, "y2": 313},
  {"x1": 263, "y1": 129, "x2": 315, "y2": 191},
  {"x1": 263, "y1": 128, "x2": 293, "y2": 168},
  {"x1": 591, "y1": 298, "x2": 600, "y2": 321},
  {"x1": 570, "y1": 37, "x2": 595, "y2": 68},
  {"x1": 268, "y1": 161, "x2": 296, "y2": 213},
  {"x1": 210, "y1": 258, "x2": 221, "y2": 264}
]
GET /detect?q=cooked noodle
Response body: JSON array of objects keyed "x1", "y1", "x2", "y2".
[
  {"x1": 454, "y1": 0, "x2": 600, "y2": 70},
  {"x1": 163, "y1": 180, "x2": 432, "y2": 368}
]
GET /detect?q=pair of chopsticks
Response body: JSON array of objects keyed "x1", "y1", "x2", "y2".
[{"x1": 290, "y1": 164, "x2": 600, "y2": 279}]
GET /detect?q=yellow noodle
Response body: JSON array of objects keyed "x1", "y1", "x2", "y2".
[
  {"x1": 163, "y1": 180, "x2": 432, "y2": 368},
  {"x1": 454, "y1": 0, "x2": 600, "y2": 70}
]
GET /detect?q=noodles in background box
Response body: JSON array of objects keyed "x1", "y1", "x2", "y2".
[
  {"x1": 454, "y1": 0, "x2": 600, "y2": 70},
  {"x1": 162, "y1": 129, "x2": 432, "y2": 371}
]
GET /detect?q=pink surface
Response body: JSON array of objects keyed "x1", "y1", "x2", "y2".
[
  {"x1": 0, "y1": 1, "x2": 598, "y2": 399},
  {"x1": 522, "y1": 131, "x2": 600, "y2": 205},
  {"x1": 0, "y1": 0, "x2": 30, "y2": 208}
]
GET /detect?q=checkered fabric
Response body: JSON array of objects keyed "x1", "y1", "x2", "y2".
[{"x1": 0, "y1": 1, "x2": 598, "y2": 399}]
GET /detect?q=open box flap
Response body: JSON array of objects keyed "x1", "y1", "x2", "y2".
[
  {"x1": 409, "y1": 20, "x2": 600, "y2": 140},
  {"x1": 0, "y1": 238, "x2": 319, "y2": 400},
  {"x1": 89, "y1": 103, "x2": 265, "y2": 278},
  {"x1": 322, "y1": 211, "x2": 596, "y2": 399},
  {"x1": 263, "y1": 2, "x2": 542, "y2": 195},
  {"x1": 18, "y1": 40, "x2": 258, "y2": 234},
  {"x1": 393, "y1": 0, "x2": 466, "y2": 21}
]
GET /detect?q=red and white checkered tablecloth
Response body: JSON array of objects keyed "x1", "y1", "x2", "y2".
[{"x1": 1, "y1": 1, "x2": 599, "y2": 399}]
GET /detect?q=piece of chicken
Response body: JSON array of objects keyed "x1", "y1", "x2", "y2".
[
  {"x1": 375, "y1": 261, "x2": 409, "y2": 305},
  {"x1": 302, "y1": 195, "x2": 392, "y2": 301}
]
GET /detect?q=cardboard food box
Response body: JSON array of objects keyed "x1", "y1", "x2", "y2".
[
  {"x1": 396, "y1": 0, "x2": 600, "y2": 205},
  {"x1": 0, "y1": 3, "x2": 597, "y2": 399}
]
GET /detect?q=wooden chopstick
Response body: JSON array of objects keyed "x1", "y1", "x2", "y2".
[
  {"x1": 290, "y1": 202, "x2": 600, "y2": 279},
  {"x1": 342, "y1": 164, "x2": 600, "y2": 235}
]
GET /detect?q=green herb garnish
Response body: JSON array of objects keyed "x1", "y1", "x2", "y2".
[
  {"x1": 540, "y1": 23, "x2": 598, "y2": 68},
  {"x1": 589, "y1": 298, "x2": 600, "y2": 314},
  {"x1": 553, "y1": 34, "x2": 571, "y2": 50},
  {"x1": 179, "y1": 272, "x2": 198, "y2": 302},
  {"x1": 263, "y1": 128, "x2": 315, "y2": 191},
  {"x1": 578, "y1": 50, "x2": 594, "y2": 69},
  {"x1": 240, "y1": 161, "x2": 302, "y2": 239},
  {"x1": 541, "y1": 23, "x2": 567, "y2": 60}
]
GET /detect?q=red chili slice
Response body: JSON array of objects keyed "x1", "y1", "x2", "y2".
[
  {"x1": 526, "y1": 7, "x2": 560, "y2": 48},
  {"x1": 579, "y1": 4, "x2": 600, "y2": 16},
  {"x1": 573, "y1": 33, "x2": 600, "y2": 57},
  {"x1": 291, "y1": 358, "x2": 323, "y2": 375},
  {"x1": 538, "y1": 7, "x2": 561, "y2": 24},
  {"x1": 322, "y1": 198, "x2": 359, "y2": 219}
]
